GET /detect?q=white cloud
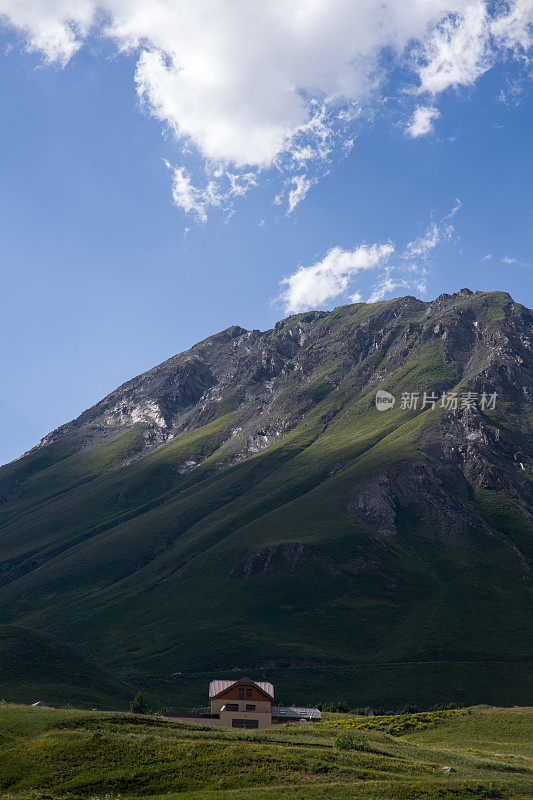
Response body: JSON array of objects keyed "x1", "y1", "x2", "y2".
[
  {"x1": 501, "y1": 254, "x2": 530, "y2": 266},
  {"x1": 491, "y1": 0, "x2": 533, "y2": 53},
  {"x1": 497, "y1": 75, "x2": 525, "y2": 105},
  {"x1": 415, "y1": 2, "x2": 533, "y2": 96},
  {"x1": 407, "y1": 105, "x2": 441, "y2": 137},
  {"x1": 286, "y1": 175, "x2": 315, "y2": 213},
  {"x1": 279, "y1": 200, "x2": 462, "y2": 312},
  {"x1": 280, "y1": 244, "x2": 394, "y2": 314},
  {"x1": 417, "y1": 4, "x2": 492, "y2": 94},
  {"x1": 405, "y1": 199, "x2": 460, "y2": 260},
  {"x1": 1, "y1": 2, "x2": 533, "y2": 218},
  {"x1": 0, "y1": 0, "x2": 94, "y2": 65},
  {"x1": 367, "y1": 278, "x2": 409, "y2": 304},
  {"x1": 165, "y1": 162, "x2": 256, "y2": 220},
  {"x1": 166, "y1": 164, "x2": 211, "y2": 223},
  {"x1": 405, "y1": 222, "x2": 441, "y2": 257}
]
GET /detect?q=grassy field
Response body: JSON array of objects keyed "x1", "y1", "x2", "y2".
[{"x1": 0, "y1": 703, "x2": 531, "y2": 799}]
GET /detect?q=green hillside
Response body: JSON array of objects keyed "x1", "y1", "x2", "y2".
[
  {"x1": 0, "y1": 625, "x2": 137, "y2": 709},
  {"x1": 0, "y1": 291, "x2": 531, "y2": 708},
  {"x1": 0, "y1": 703, "x2": 531, "y2": 799}
]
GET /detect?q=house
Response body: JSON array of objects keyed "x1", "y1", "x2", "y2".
[
  {"x1": 209, "y1": 677, "x2": 274, "y2": 728},
  {"x1": 207, "y1": 677, "x2": 321, "y2": 728}
]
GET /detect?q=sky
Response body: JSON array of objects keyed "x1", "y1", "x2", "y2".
[{"x1": 0, "y1": 0, "x2": 532, "y2": 465}]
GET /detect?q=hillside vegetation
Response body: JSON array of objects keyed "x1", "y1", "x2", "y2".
[
  {"x1": 0, "y1": 625, "x2": 136, "y2": 709},
  {"x1": 0, "y1": 703, "x2": 531, "y2": 799},
  {"x1": 0, "y1": 290, "x2": 531, "y2": 707}
]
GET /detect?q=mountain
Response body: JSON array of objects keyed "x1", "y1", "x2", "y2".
[{"x1": 0, "y1": 289, "x2": 531, "y2": 710}]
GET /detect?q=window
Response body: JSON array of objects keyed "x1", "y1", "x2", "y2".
[
  {"x1": 246, "y1": 704, "x2": 256, "y2": 711},
  {"x1": 232, "y1": 719, "x2": 245, "y2": 728},
  {"x1": 225, "y1": 704, "x2": 238, "y2": 711},
  {"x1": 246, "y1": 689, "x2": 252, "y2": 699},
  {"x1": 238, "y1": 688, "x2": 244, "y2": 699}
]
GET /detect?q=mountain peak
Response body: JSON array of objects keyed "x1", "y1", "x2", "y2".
[{"x1": 0, "y1": 289, "x2": 531, "y2": 707}]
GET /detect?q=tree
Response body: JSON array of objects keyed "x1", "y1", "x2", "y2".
[{"x1": 131, "y1": 692, "x2": 148, "y2": 714}]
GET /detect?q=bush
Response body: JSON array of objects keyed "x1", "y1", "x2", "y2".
[
  {"x1": 131, "y1": 692, "x2": 148, "y2": 714},
  {"x1": 335, "y1": 731, "x2": 370, "y2": 751},
  {"x1": 431, "y1": 701, "x2": 459, "y2": 711},
  {"x1": 323, "y1": 709, "x2": 464, "y2": 736}
]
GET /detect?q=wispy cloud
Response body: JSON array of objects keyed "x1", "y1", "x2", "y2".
[
  {"x1": 279, "y1": 201, "x2": 462, "y2": 313},
  {"x1": 165, "y1": 162, "x2": 256, "y2": 222},
  {"x1": 367, "y1": 277, "x2": 410, "y2": 304},
  {"x1": 1, "y1": 2, "x2": 532, "y2": 219},
  {"x1": 287, "y1": 175, "x2": 315, "y2": 214},
  {"x1": 406, "y1": 105, "x2": 440, "y2": 137},
  {"x1": 279, "y1": 244, "x2": 394, "y2": 314},
  {"x1": 404, "y1": 199, "x2": 461, "y2": 259},
  {"x1": 497, "y1": 76, "x2": 526, "y2": 106},
  {"x1": 482, "y1": 253, "x2": 529, "y2": 266},
  {"x1": 417, "y1": 5, "x2": 493, "y2": 95},
  {"x1": 501, "y1": 255, "x2": 530, "y2": 266},
  {"x1": 166, "y1": 165, "x2": 212, "y2": 224},
  {"x1": 274, "y1": 173, "x2": 319, "y2": 214}
]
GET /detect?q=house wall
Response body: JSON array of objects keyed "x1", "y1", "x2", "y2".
[
  {"x1": 210, "y1": 697, "x2": 271, "y2": 715},
  {"x1": 219, "y1": 709, "x2": 271, "y2": 729},
  {"x1": 167, "y1": 713, "x2": 272, "y2": 729}
]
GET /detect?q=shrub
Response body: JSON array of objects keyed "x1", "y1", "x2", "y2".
[
  {"x1": 323, "y1": 709, "x2": 464, "y2": 736},
  {"x1": 431, "y1": 701, "x2": 458, "y2": 711},
  {"x1": 334, "y1": 731, "x2": 370, "y2": 751}
]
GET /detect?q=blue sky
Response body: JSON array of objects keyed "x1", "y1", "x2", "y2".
[{"x1": 0, "y1": 1, "x2": 532, "y2": 465}]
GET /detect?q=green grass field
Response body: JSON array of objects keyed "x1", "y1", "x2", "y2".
[{"x1": 0, "y1": 703, "x2": 531, "y2": 799}]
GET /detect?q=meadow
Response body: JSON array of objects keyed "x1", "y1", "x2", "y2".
[{"x1": 0, "y1": 703, "x2": 531, "y2": 799}]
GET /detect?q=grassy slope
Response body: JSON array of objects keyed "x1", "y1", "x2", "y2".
[
  {"x1": 0, "y1": 703, "x2": 531, "y2": 799},
  {"x1": 0, "y1": 293, "x2": 530, "y2": 708},
  {"x1": 0, "y1": 625, "x2": 138, "y2": 710}
]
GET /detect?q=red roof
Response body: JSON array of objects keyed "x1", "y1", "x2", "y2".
[{"x1": 209, "y1": 676, "x2": 274, "y2": 700}]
